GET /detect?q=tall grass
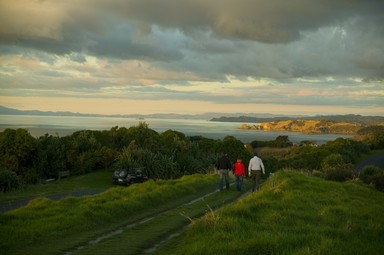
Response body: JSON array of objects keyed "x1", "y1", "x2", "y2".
[
  {"x1": 0, "y1": 174, "x2": 218, "y2": 254},
  {"x1": 156, "y1": 170, "x2": 384, "y2": 255}
]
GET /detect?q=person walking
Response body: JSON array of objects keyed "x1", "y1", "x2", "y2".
[
  {"x1": 248, "y1": 152, "x2": 265, "y2": 192},
  {"x1": 233, "y1": 158, "x2": 246, "y2": 191},
  {"x1": 216, "y1": 152, "x2": 232, "y2": 191}
]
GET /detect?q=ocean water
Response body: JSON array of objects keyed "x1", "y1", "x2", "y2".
[{"x1": 0, "y1": 115, "x2": 352, "y2": 144}]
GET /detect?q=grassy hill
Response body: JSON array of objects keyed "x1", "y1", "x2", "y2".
[
  {"x1": 1, "y1": 171, "x2": 383, "y2": 255},
  {"x1": 156, "y1": 170, "x2": 384, "y2": 255}
]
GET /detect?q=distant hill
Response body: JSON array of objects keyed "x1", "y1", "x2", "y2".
[
  {"x1": 0, "y1": 105, "x2": 219, "y2": 120},
  {"x1": 0, "y1": 105, "x2": 302, "y2": 120},
  {"x1": 214, "y1": 114, "x2": 384, "y2": 135},
  {"x1": 211, "y1": 116, "x2": 291, "y2": 123},
  {"x1": 0, "y1": 105, "x2": 97, "y2": 117},
  {"x1": 2, "y1": 105, "x2": 383, "y2": 125},
  {"x1": 211, "y1": 114, "x2": 384, "y2": 126}
]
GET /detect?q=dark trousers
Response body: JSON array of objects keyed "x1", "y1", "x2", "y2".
[
  {"x1": 219, "y1": 169, "x2": 230, "y2": 191},
  {"x1": 251, "y1": 170, "x2": 262, "y2": 192},
  {"x1": 235, "y1": 174, "x2": 244, "y2": 191}
]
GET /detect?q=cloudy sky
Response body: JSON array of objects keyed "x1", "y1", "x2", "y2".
[{"x1": 0, "y1": 0, "x2": 383, "y2": 116}]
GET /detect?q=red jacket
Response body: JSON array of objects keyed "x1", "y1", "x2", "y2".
[{"x1": 233, "y1": 162, "x2": 246, "y2": 176}]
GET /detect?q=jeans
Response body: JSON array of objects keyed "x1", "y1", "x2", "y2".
[
  {"x1": 251, "y1": 170, "x2": 262, "y2": 192},
  {"x1": 235, "y1": 174, "x2": 244, "y2": 191},
  {"x1": 219, "y1": 169, "x2": 230, "y2": 191}
]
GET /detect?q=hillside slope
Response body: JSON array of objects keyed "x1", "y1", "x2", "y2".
[
  {"x1": 156, "y1": 171, "x2": 384, "y2": 255},
  {"x1": 212, "y1": 114, "x2": 384, "y2": 125}
]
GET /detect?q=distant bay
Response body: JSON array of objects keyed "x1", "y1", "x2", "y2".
[{"x1": 0, "y1": 115, "x2": 352, "y2": 144}]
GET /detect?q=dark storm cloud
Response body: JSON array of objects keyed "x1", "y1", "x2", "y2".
[
  {"x1": 113, "y1": 0, "x2": 384, "y2": 43},
  {"x1": 85, "y1": 24, "x2": 184, "y2": 61},
  {"x1": 2, "y1": 0, "x2": 383, "y2": 50},
  {"x1": 0, "y1": 0, "x2": 383, "y2": 81}
]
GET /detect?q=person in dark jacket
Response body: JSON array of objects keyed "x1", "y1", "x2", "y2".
[{"x1": 216, "y1": 152, "x2": 232, "y2": 191}]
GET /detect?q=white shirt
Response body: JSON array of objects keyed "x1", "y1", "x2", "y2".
[{"x1": 248, "y1": 156, "x2": 265, "y2": 174}]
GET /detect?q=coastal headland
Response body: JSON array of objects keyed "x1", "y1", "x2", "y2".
[{"x1": 240, "y1": 119, "x2": 362, "y2": 134}]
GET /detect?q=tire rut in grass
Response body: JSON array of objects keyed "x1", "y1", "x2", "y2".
[
  {"x1": 62, "y1": 188, "x2": 223, "y2": 255},
  {"x1": 144, "y1": 177, "x2": 269, "y2": 254},
  {"x1": 63, "y1": 181, "x2": 251, "y2": 255},
  {"x1": 143, "y1": 189, "x2": 252, "y2": 254}
]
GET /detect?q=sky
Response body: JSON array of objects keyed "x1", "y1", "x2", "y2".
[{"x1": 0, "y1": 0, "x2": 383, "y2": 116}]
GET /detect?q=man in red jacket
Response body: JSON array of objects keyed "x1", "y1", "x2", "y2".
[{"x1": 233, "y1": 158, "x2": 246, "y2": 191}]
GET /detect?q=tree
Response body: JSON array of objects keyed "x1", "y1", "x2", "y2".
[
  {"x1": 273, "y1": 135, "x2": 293, "y2": 147},
  {"x1": 34, "y1": 134, "x2": 64, "y2": 179},
  {"x1": 98, "y1": 146, "x2": 116, "y2": 169},
  {"x1": 0, "y1": 129, "x2": 36, "y2": 182},
  {"x1": 127, "y1": 122, "x2": 161, "y2": 150},
  {"x1": 218, "y1": 136, "x2": 252, "y2": 168}
]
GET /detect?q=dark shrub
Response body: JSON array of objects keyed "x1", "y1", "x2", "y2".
[
  {"x1": 0, "y1": 169, "x2": 23, "y2": 192},
  {"x1": 359, "y1": 165, "x2": 383, "y2": 183},
  {"x1": 325, "y1": 168, "x2": 355, "y2": 182},
  {"x1": 371, "y1": 174, "x2": 384, "y2": 192},
  {"x1": 359, "y1": 165, "x2": 384, "y2": 192}
]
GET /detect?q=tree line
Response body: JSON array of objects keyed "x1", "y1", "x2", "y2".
[
  {"x1": 0, "y1": 122, "x2": 251, "y2": 190},
  {"x1": 1, "y1": 122, "x2": 383, "y2": 192}
]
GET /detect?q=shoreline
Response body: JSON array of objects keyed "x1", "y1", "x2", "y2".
[
  {"x1": 0, "y1": 115, "x2": 353, "y2": 144},
  {"x1": 0, "y1": 123, "x2": 353, "y2": 145}
]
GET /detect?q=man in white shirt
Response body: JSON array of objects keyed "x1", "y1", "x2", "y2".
[{"x1": 248, "y1": 152, "x2": 265, "y2": 192}]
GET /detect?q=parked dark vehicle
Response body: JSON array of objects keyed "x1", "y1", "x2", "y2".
[{"x1": 112, "y1": 168, "x2": 148, "y2": 186}]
